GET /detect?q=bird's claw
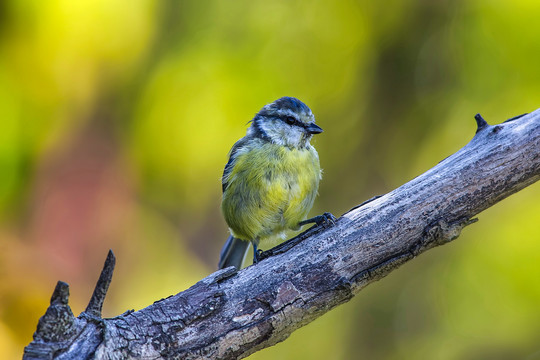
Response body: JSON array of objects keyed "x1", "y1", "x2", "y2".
[
  {"x1": 319, "y1": 212, "x2": 337, "y2": 227},
  {"x1": 253, "y1": 248, "x2": 264, "y2": 264},
  {"x1": 299, "y1": 212, "x2": 337, "y2": 228}
]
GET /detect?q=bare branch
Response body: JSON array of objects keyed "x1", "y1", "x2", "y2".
[
  {"x1": 24, "y1": 110, "x2": 540, "y2": 359},
  {"x1": 85, "y1": 250, "x2": 116, "y2": 318}
]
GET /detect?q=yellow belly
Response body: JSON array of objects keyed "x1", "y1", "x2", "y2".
[{"x1": 221, "y1": 141, "x2": 321, "y2": 243}]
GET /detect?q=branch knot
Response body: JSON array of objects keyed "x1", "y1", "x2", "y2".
[{"x1": 34, "y1": 281, "x2": 76, "y2": 343}]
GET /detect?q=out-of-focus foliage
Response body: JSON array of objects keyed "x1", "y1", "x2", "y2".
[{"x1": 0, "y1": 1, "x2": 539, "y2": 358}]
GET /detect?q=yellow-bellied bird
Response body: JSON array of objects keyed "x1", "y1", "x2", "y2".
[{"x1": 218, "y1": 97, "x2": 333, "y2": 269}]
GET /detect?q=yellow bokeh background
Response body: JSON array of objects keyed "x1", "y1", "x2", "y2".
[{"x1": 1, "y1": 1, "x2": 539, "y2": 359}]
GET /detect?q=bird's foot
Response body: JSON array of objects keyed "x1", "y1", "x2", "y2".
[
  {"x1": 252, "y1": 242, "x2": 264, "y2": 264},
  {"x1": 253, "y1": 249, "x2": 264, "y2": 264},
  {"x1": 299, "y1": 212, "x2": 337, "y2": 228}
]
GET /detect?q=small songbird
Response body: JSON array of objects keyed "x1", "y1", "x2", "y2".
[{"x1": 218, "y1": 97, "x2": 332, "y2": 269}]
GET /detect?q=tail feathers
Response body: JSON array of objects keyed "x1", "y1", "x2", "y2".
[{"x1": 218, "y1": 235, "x2": 249, "y2": 270}]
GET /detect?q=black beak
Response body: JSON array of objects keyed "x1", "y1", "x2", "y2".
[{"x1": 306, "y1": 123, "x2": 323, "y2": 135}]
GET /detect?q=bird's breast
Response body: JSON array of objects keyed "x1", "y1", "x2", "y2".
[{"x1": 222, "y1": 141, "x2": 321, "y2": 241}]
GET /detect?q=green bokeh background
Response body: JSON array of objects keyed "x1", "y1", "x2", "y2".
[{"x1": 1, "y1": 1, "x2": 539, "y2": 358}]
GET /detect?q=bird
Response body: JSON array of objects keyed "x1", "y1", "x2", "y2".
[{"x1": 218, "y1": 96, "x2": 333, "y2": 269}]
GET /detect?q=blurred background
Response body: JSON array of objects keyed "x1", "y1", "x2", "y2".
[{"x1": 1, "y1": 0, "x2": 539, "y2": 358}]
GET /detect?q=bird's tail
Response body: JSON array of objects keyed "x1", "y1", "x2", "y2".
[{"x1": 218, "y1": 235, "x2": 249, "y2": 270}]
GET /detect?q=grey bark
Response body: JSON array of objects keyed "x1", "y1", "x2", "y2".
[{"x1": 24, "y1": 110, "x2": 540, "y2": 359}]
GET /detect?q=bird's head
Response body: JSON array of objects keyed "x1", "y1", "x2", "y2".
[{"x1": 248, "y1": 97, "x2": 323, "y2": 149}]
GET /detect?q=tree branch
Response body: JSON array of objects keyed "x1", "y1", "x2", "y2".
[
  {"x1": 24, "y1": 110, "x2": 540, "y2": 359},
  {"x1": 85, "y1": 250, "x2": 116, "y2": 318}
]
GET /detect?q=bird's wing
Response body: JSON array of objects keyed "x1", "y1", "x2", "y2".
[{"x1": 222, "y1": 136, "x2": 251, "y2": 193}]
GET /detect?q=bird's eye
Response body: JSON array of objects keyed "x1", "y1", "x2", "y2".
[{"x1": 284, "y1": 116, "x2": 296, "y2": 125}]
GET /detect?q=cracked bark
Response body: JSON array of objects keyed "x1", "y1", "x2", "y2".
[{"x1": 24, "y1": 110, "x2": 540, "y2": 359}]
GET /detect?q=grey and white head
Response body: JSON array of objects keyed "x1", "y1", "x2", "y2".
[{"x1": 247, "y1": 97, "x2": 323, "y2": 149}]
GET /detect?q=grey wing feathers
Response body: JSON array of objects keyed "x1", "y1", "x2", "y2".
[{"x1": 222, "y1": 136, "x2": 250, "y2": 193}]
